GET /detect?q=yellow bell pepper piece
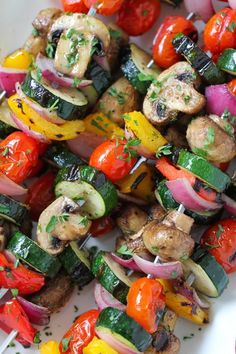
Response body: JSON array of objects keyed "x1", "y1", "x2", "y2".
[
  {"x1": 3, "y1": 49, "x2": 32, "y2": 70},
  {"x1": 84, "y1": 112, "x2": 124, "y2": 138},
  {"x1": 158, "y1": 279, "x2": 209, "y2": 325},
  {"x1": 116, "y1": 162, "x2": 155, "y2": 201},
  {"x1": 8, "y1": 94, "x2": 85, "y2": 141},
  {"x1": 83, "y1": 336, "x2": 119, "y2": 354},
  {"x1": 124, "y1": 111, "x2": 167, "y2": 155},
  {"x1": 40, "y1": 341, "x2": 60, "y2": 354}
]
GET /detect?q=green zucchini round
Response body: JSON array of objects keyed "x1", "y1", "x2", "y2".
[
  {"x1": 217, "y1": 48, "x2": 236, "y2": 75},
  {"x1": 0, "y1": 195, "x2": 29, "y2": 225}
]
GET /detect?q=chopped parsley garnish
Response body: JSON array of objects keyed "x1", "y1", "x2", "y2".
[
  {"x1": 46, "y1": 214, "x2": 70, "y2": 233},
  {"x1": 142, "y1": 9, "x2": 150, "y2": 16},
  {"x1": 79, "y1": 215, "x2": 89, "y2": 227},
  {"x1": 108, "y1": 87, "x2": 128, "y2": 105},
  {"x1": 226, "y1": 21, "x2": 236, "y2": 32},
  {"x1": 216, "y1": 224, "x2": 224, "y2": 239},
  {"x1": 0, "y1": 147, "x2": 8, "y2": 157},
  {"x1": 204, "y1": 126, "x2": 215, "y2": 148},
  {"x1": 156, "y1": 143, "x2": 172, "y2": 158},
  {"x1": 90, "y1": 37, "x2": 99, "y2": 55},
  {"x1": 35, "y1": 66, "x2": 42, "y2": 82},
  {"x1": 48, "y1": 99, "x2": 60, "y2": 112},
  {"x1": 204, "y1": 243, "x2": 220, "y2": 250},
  {"x1": 138, "y1": 72, "x2": 155, "y2": 82},
  {"x1": 109, "y1": 28, "x2": 122, "y2": 39},
  {"x1": 171, "y1": 270, "x2": 177, "y2": 279},
  {"x1": 32, "y1": 28, "x2": 39, "y2": 37},
  {"x1": 46, "y1": 42, "x2": 56, "y2": 59},
  {"x1": 72, "y1": 76, "x2": 82, "y2": 88},
  {"x1": 66, "y1": 28, "x2": 79, "y2": 39},
  {"x1": 115, "y1": 138, "x2": 140, "y2": 162},
  {"x1": 183, "y1": 333, "x2": 194, "y2": 340},
  {"x1": 184, "y1": 94, "x2": 192, "y2": 104},
  {"x1": 61, "y1": 337, "x2": 72, "y2": 352},
  {"x1": 116, "y1": 244, "x2": 133, "y2": 257},
  {"x1": 11, "y1": 288, "x2": 19, "y2": 297}
]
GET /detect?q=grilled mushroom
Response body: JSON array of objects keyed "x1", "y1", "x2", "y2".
[
  {"x1": 143, "y1": 62, "x2": 205, "y2": 127},
  {"x1": 37, "y1": 196, "x2": 91, "y2": 255},
  {"x1": 187, "y1": 115, "x2": 236, "y2": 163},
  {"x1": 106, "y1": 23, "x2": 129, "y2": 72},
  {"x1": 116, "y1": 204, "x2": 148, "y2": 236}
]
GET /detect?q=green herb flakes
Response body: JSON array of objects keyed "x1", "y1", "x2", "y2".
[{"x1": 62, "y1": 337, "x2": 72, "y2": 352}]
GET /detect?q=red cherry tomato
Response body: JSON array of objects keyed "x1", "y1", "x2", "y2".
[
  {"x1": 0, "y1": 132, "x2": 39, "y2": 184},
  {"x1": 83, "y1": 0, "x2": 124, "y2": 15},
  {"x1": 62, "y1": 0, "x2": 89, "y2": 13},
  {"x1": 127, "y1": 278, "x2": 165, "y2": 333},
  {"x1": 116, "y1": 0, "x2": 161, "y2": 36},
  {"x1": 204, "y1": 7, "x2": 236, "y2": 55},
  {"x1": 90, "y1": 216, "x2": 114, "y2": 237},
  {"x1": 228, "y1": 79, "x2": 236, "y2": 96},
  {"x1": 201, "y1": 218, "x2": 236, "y2": 273},
  {"x1": 59, "y1": 309, "x2": 100, "y2": 353},
  {"x1": 89, "y1": 139, "x2": 137, "y2": 183},
  {"x1": 26, "y1": 171, "x2": 55, "y2": 221},
  {"x1": 152, "y1": 16, "x2": 198, "y2": 68}
]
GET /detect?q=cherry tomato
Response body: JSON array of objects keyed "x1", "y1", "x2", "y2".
[
  {"x1": 116, "y1": 0, "x2": 161, "y2": 36},
  {"x1": 204, "y1": 7, "x2": 236, "y2": 55},
  {"x1": 127, "y1": 278, "x2": 165, "y2": 333},
  {"x1": 89, "y1": 216, "x2": 114, "y2": 237},
  {"x1": 228, "y1": 79, "x2": 236, "y2": 96},
  {"x1": 62, "y1": 0, "x2": 89, "y2": 13},
  {"x1": 0, "y1": 252, "x2": 45, "y2": 295},
  {"x1": 89, "y1": 139, "x2": 137, "y2": 183},
  {"x1": 152, "y1": 16, "x2": 198, "y2": 68},
  {"x1": 83, "y1": 0, "x2": 124, "y2": 16},
  {"x1": 26, "y1": 171, "x2": 55, "y2": 221},
  {"x1": 59, "y1": 309, "x2": 100, "y2": 353},
  {"x1": 0, "y1": 132, "x2": 39, "y2": 184},
  {"x1": 201, "y1": 218, "x2": 236, "y2": 273}
]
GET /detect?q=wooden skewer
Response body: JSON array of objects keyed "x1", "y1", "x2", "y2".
[{"x1": 0, "y1": 330, "x2": 18, "y2": 354}]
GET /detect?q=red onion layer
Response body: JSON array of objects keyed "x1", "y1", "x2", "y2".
[
  {"x1": 0, "y1": 172, "x2": 27, "y2": 196},
  {"x1": 206, "y1": 84, "x2": 236, "y2": 117},
  {"x1": 184, "y1": 0, "x2": 215, "y2": 22},
  {"x1": 111, "y1": 253, "x2": 142, "y2": 271},
  {"x1": 17, "y1": 296, "x2": 50, "y2": 326},
  {"x1": 0, "y1": 66, "x2": 27, "y2": 97},
  {"x1": 94, "y1": 282, "x2": 126, "y2": 311}
]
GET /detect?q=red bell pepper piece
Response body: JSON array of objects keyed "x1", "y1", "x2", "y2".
[
  {"x1": 0, "y1": 298, "x2": 40, "y2": 344},
  {"x1": 0, "y1": 319, "x2": 31, "y2": 347},
  {"x1": 0, "y1": 252, "x2": 45, "y2": 295}
]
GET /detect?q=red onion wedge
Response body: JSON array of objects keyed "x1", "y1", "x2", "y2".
[
  {"x1": 133, "y1": 254, "x2": 183, "y2": 279},
  {"x1": 0, "y1": 172, "x2": 27, "y2": 196},
  {"x1": 16, "y1": 83, "x2": 65, "y2": 125},
  {"x1": 0, "y1": 320, "x2": 31, "y2": 348},
  {"x1": 229, "y1": 0, "x2": 236, "y2": 9},
  {"x1": 206, "y1": 84, "x2": 236, "y2": 117},
  {"x1": 94, "y1": 282, "x2": 126, "y2": 311},
  {"x1": 11, "y1": 112, "x2": 49, "y2": 143},
  {"x1": 111, "y1": 253, "x2": 142, "y2": 271},
  {"x1": 67, "y1": 132, "x2": 106, "y2": 160},
  {"x1": 166, "y1": 178, "x2": 222, "y2": 212},
  {"x1": 184, "y1": 0, "x2": 215, "y2": 22},
  {"x1": 36, "y1": 54, "x2": 92, "y2": 88},
  {"x1": 17, "y1": 297, "x2": 50, "y2": 326},
  {"x1": 96, "y1": 328, "x2": 143, "y2": 354},
  {"x1": 172, "y1": 279, "x2": 210, "y2": 309},
  {"x1": 222, "y1": 194, "x2": 236, "y2": 216},
  {"x1": 0, "y1": 66, "x2": 27, "y2": 97}
]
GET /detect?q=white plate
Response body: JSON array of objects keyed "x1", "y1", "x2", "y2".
[{"x1": 0, "y1": 1, "x2": 236, "y2": 353}]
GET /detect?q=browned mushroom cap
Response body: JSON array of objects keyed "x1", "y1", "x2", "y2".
[
  {"x1": 96, "y1": 77, "x2": 140, "y2": 127},
  {"x1": 142, "y1": 220, "x2": 194, "y2": 261},
  {"x1": 32, "y1": 8, "x2": 63, "y2": 36},
  {"x1": 24, "y1": 35, "x2": 47, "y2": 56},
  {"x1": 187, "y1": 116, "x2": 236, "y2": 163},
  {"x1": 145, "y1": 332, "x2": 180, "y2": 354},
  {"x1": 106, "y1": 23, "x2": 129, "y2": 73},
  {"x1": 116, "y1": 204, "x2": 148, "y2": 236}
]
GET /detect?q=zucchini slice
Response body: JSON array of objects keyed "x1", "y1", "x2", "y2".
[
  {"x1": 59, "y1": 241, "x2": 94, "y2": 286},
  {"x1": 176, "y1": 150, "x2": 230, "y2": 192},
  {"x1": 217, "y1": 48, "x2": 236, "y2": 75},
  {"x1": 172, "y1": 34, "x2": 226, "y2": 84},
  {"x1": 86, "y1": 60, "x2": 111, "y2": 96},
  {"x1": 121, "y1": 43, "x2": 161, "y2": 94},
  {"x1": 55, "y1": 165, "x2": 118, "y2": 219},
  {"x1": 182, "y1": 246, "x2": 229, "y2": 297},
  {"x1": 0, "y1": 195, "x2": 28, "y2": 225},
  {"x1": 44, "y1": 143, "x2": 84, "y2": 169},
  {"x1": 95, "y1": 307, "x2": 152, "y2": 352},
  {"x1": 91, "y1": 251, "x2": 136, "y2": 304},
  {"x1": 21, "y1": 71, "x2": 88, "y2": 120},
  {"x1": 7, "y1": 231, "x2": 61, "y2": 278}
]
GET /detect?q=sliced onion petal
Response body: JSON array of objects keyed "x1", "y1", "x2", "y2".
[
  {"x1": 133, "y1": 254, "x2": 183, "y2": 279},
  {"x1": 17, "y1": 296, "x2": 50, "y2": 326},
  {"x1": 11, "y1": 112, "x2": 49, "y2": 143},
  {"x1": 0, "y1": 172, "x2": 27, "y2": 196},
  {"x1": 172, "y1": 279, "x2": 210, "y2": 309},
  {"x1": 166, "y1": 178, "x2": 222, "y2": 211},
  {"x1": 67, "y1": 132, "x2": 106, "y2": 160},
  {"x1": 111, "y1": 253, "x2": 142, "y2": 271},
  {"x1": 192, "y1": 288, "x2": 210, "y2": 309},
  {"x1": 0, "y1": 66, "x2": 27, "y2": 97},
  {"x1": 184, "y1": 0, "x2": 215, "y2": 22},
  {"x1": 206, "y1": 84, "x2": 236, "y2": 117},
  {"x1": 15, "y1": 83, "x2": 65, "y2": 125},
  {"x1": 96, "y1": 328, "x2": 143, "y2": 354},
  {"x1": 229, "y1": 0, "x2": 236, "y2": 9},
  {"x1": 222, "y1": 194, "x2": 236, "y2": 216},
  {"x1": 94, "y1": 282, "x2": 126, "y2": 311}
]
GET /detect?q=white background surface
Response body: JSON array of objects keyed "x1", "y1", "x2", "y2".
[{"x1": 0, "y1": 1, "x2": 236, "y2": 353}]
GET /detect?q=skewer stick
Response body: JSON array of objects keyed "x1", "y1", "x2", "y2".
[
  {"x1": 0, "y1": 330, "x2": 18, "y2": 354},
  {"x1": 0, "y1": 91, "x2": 6, "y2": 105},
  {"x1": 129, "y1": 156, "x2": 147, "y2": 175}
]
